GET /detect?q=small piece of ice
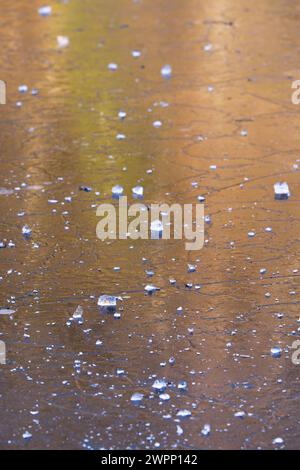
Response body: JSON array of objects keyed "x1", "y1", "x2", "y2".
[
  {"x1": 0, "y1": 308, "x2": 16, "y2": 316},
  {"x1": 38, "y1": 6, "x2": 52, "y2": 16},
  {"x1": 118, "y1": 110, "x2": 127, "y2": 119},
  {"x1": 152, "y1": 379, "x2": 167, "y2": 392},
  {"x1": 18, "y1": 85, "x2": 28, "y2": 93},
  {"x1": 176, "y1": 409, "x2": 191, "y2": 418},
  {"x1": 131, "y1": 392, "x2": 144, "y2": 402},
  {"x1": 22, "y1": 431, "x2": 32, "y2": 440},
  {"x1": 132, "y1": 186, "x2": 144, "y2": 198},
  {"x1": 72, "y1": 305, "x2": 83, "y2": 320},
  {"x1": 108, "y1": 63, "x2": 118, "y2": 71},
  {"x1": 271, "y1": 346, "x2": 282, "y2": 358},
  {"x1": 57, "y1": 36, "x2": 69, "y2": 48},
  {"x1": 97, "y1": 295, "x2": 121, "y2": 309},
  {"x1": 188, "y1": 264, "x2": 196, "y2": 273},
  {"x1": 132, "y1": 50, "x2": 141, "y2": 58},
  {"x1": 112, "y1": 185, "x2": 124, "y2": 197},
  {"x1": 159, "y1": 393, "x2": 170, "y2": 401},
  {"x1": 153, "y1": 120, "x2": 162, "y2": 128},
  {"x1": 22, "y1": 225, "x2": 32, "y2": 236},
  {"x1": 176, "y1": 425, "x2": 183, "y2": 436},
  {"x1": 274, "y1": 182, "x2": 290, "y2": 200},
  {"x1": 144, "y1": 284, "x2": 160, "y2": 294},
  {"x1": 201, "y1": 424, "x2": 211, "y2": 437},
  {"x1": 161, "y1": 64, "x2": 172, "y2": 79}
]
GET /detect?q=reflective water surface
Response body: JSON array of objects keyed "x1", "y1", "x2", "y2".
[{"x1": 1, "y1": 0, "x2": 300, "y2": 449}]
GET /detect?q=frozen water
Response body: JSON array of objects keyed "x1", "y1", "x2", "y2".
[
  {"x1": 72, "y1": 305, "x2": 83, "y2": 320},
  {"x1": 177, "y1": 380, "x2": 188, "y2": 391},
  {"x1": 201, "y1": 424, "x2": 211, "y2": 437},
  {"x1": 274, "y1": 182, "x2": 290, "y2": 200},
  {"x1": 131, "y1": 392, "x2": 144, "y2": 402},
  {"x1": 234, "y1": 411, "x2": 246, "y2": 418},
  {"x1": 144, "y1": 284, "x2": 160, "y2": 294},
  {"x1": 18, "y1": 85, "x2": 28, "y2": 93},
  {"x1": 203, "y1": 43, "x2": 213, "y2": 52},
  {"x1": 118, "y1": 110, "x2": 127, "y2": 119},
  {"x1": 271, "y1": 346, "x2": 282, "y2": 358},
  {"x1": 0, "y1": 308, "x2": 16, "y2": 315},
  {"x1": 159, "y1": 393, "x2": 170, "y2": 401},
  {"x1": 188, "y1": 264, "x2": 196, "y2": 273},
  {"x1": 97, "y1": 295, "x2": 121, "y2": 309},
  {"x1": 176, "y1": 425, "x2": 183, "y2": 436},
  {"x1": 22, "y1": 225, "x2": 32, "y2": 236},
  {"x1": 22, "y1": 431, "x2": 32, "y2": 440},
  {"x1": 112, "y1": 185, "x2": 124, "y2": 197},
  {"x1": 108, "y1": 63, "x2": 118, "y2": 71},
  {"x1": 176, "y1": 409, "x2": 191, "y2": 418},
  {"x1": 131, "y1": 50, "x2": 141, "y2": 58},
  {"x1": 38, "y1": 6, "x2": 52, "y2": 17},
  {"x1": 153, "y1": 120, "x2": 162, "y2": 128},
  {"x1": 272, "y1": 437, "x2": 284, "y2": 445},
  {"x1": 240, "y1": 129, "x2": 248, "y2": 136},
  {"x1": 57, "y1": 36, "x2": 69, "y2": 48},
  {"x1": 161, "y1": 64, "x2": 172, "y2": 79},
  {"x1": 132, "y1": 186, "x2": 144, "y2": 198},
  {"x1": 152, "y1": 379, "x2": 167, "y2": 392}
]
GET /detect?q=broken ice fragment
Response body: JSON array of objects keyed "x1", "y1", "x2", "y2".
[
  {"x1": 118, "y1": 110, "x2": 127, "y2": 119},
  {"x1": 131, "y1": 392, "x2": 144, "y2": 402},
  {"x1": 131, "y1": 50, "x2": 141, "y2": 58},
  {"x1": 271, "y1": 346, "x2": 282, "y2": 358},
  {"x1": 144, "y1": 284, "x2": 160, "y2": 294},
  {"x1": 150, "y1": 219, "x2": 163, "y2": 239},
  {"x1": 132, "y1": 185, "x2": 143, "y2": 198},
  {"x1": 79, "y1": 185, "x2": 92, "y2": 192},
  {"x1": 72, "y1": 305, "x2": 83, "y2": 320},
  {"x1": 38, "y1": 6, "x2": 52, "y2": 16},
  {"x1": 177, "y1": 380, "x2": 187, "y2": 391},
  {"x1": 176, "y1": 425, "x2": 184, "y2": 436},
  {"x1": 153, "y1": 120, "x2": 162, "y2": 128},
  {"x1": 188, "y1": 264, "x2": 196, "y2": 273},
  {"x1": 201, "y1": 424, "x2": 211, "y2": 437},
  {"x1": 22, "y1": 225, "x2": 32, "y2": 237},
  {"x1": 176, "y1": 409, "x2": 191, "y2": 418},
  {"x1": 152, "y1": 379, "x2": 167, "y2": 392},
  {"x1": 22, "y1": 431, "x2": 32, "y2": 440},
  {"x1": 108, "y1": 62, "x2": 118, "y2": 71},
  {"x1": 274, "y1": 182, "x2": 290, "y2": 200},
  {"x1": 57, "y1": 36, "x2": 69, "y2": 49},
  {"x1": 240, "y1": 129, "x2": 248, "y2": 137},
  {"x1": 97, "y1": 295, "x2": 121, "y2": 310},
  {"x1": 272, "y1": 437, "x2": 284, "y2": 446},
  {"x1": 234, "y1": 411, "x2": 246, "y2": 418},
  {"x1": 112, "y1": 184, "x2": 124, "y2": 198},
  {"x1": 203, "y1": 43, "x2": 213, "y2": 52},
  {"x1": 0, "y1": 308, "x2": 16, "y2": 315},
  {"x1": 159, "y1": 393, "x2": 170, "y2": 401},
  {"x1": 161, "y1": 64, "x2": 172, "y2": 79},
  {"x1": 18, "y1": 85, "x2": 28, "y2": 93}
]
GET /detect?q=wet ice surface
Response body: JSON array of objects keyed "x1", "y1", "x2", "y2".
[{"x1": 1, "y1": 0, "x2": 300, "y2": 450}]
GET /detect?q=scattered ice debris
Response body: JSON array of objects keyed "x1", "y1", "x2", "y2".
[
  {"x1": 114, "y1": 312, "x2": 121, "y2": 319},
  {"x1": 118, "y1": 110, "x2": 127, "y2": 119},
  {"x1": 16, "y1": 101, "x2": 22, "y2": 108},
  {"x1": 79, "y1": 185, "x2": 92, "y2": 192},
  {"x1": 95, "y1": 339, "x2": 103, "y2": 346},
  {"x1": 203, "y1": 43, "x2": 213, "y2": 52},
  {"x1": 0, "y1": 308, "x2": 16, "y2": 315},
  {"x1": 187, "y1": 264, "x2": 196, "y2": 273},
  {"x1": 131, "y1": 50, "x2": 141, "y2": 58},
  {"x1": 153, "y1": 120, "x2": 162, "y2": 128},
  {"x1": 169, "y1": 357, "x2": 175, "y2": 365},
  {"x1": 159, "y1": 393, "x2": 170, "y2": 401},
  {"x1": 38, "y1": 6, "x2": 52, "y2": 17},
  {"x1": 197, "y1": 195, "x2": 206, "y2": 203},
  {"x1": 176, "y1": 425, "x2": 184, "y2": 436},
  {"x1": 169, "y1": 278, "x2": 176, "y2": 285},
  {"x1": 97, "y1": 295, "x2": 122, "y2": 309},
  {"x1": 185, "y1": 283, "x2": 193, "y2": 289},
  {"x1": 145, "y1": 270, "x2": 154, "y2": 277},
  {"x1": 31, "y1": 88, "x2": 39, "y2": 96},
  {"x1": 112, "y1": 184, "x2": 124, "y2": 197},
  {"x1": 116, "y1": 133, "x2": 126, "y2": 140},
  {"x1": 240, "y1": 129, "x2": 248, "y2": 136},
  {"x1": 0, "y1": 187, "x2": 14, "y2": 195},
  {"x1": 0, "y1": 241, "x2": 6, "y2": 249},
  {"x1": 176, "y1": 409, "x2": 191, "y2": 418},
  {"x1": 22, "y1": 431, "x2": 32, "y2": 440},
  {"x1": 272, "y1": 437, "x2": 284, "y2": 446},
  {"x1": 57, "y1": 35, "x2": 69, "y2": 48},
  {"x1": 178, "y1": 380, "x2": 188, "y2": 391},
  {"x1": 108, "y1": 63, "x2": 118, "y2": 71},
  {"x1": 271, "y1": 346, "x2": 282, "y2": 358},
  {"x1": 72, "y1": 305, "x2": 83, "y2": 321},
  {"x1": 22, "y1": 225, "x2": 32, "y2": 237},
  {"x1": 161, "y1": 64, "x2": 172, "y2": 79},
  {"x1": 207, "y1": 85, "x2": 214, "y2": 92},
  {"x1": 274, "y1": 182, "x2": 290, "y2": 200},
  {"x1": 201, "y1": 424, "x2": 211, "y2": 437},
  {"x1": 234, "y1": 411, "x2": 246, "y2": 419},
  {"x1": 150, "y1": 219, "x2": 163, "y2": 238},
  {"x1": 132, "y1": 185, "x2": 144, "y2": 198},
  {"x1": 144, "y1": 284, "x2": 160, "y2": 294},
  {"x1": 248, "y1": 231, "x2": 256, "y2": 238},
  {"x1": 260, "y1": 268, "x2": 267, "y2": 275},
  {"x1": 176, "y1": 306, "x2": 183, "y2": 314},
  {"x1": 265, "y1": 227, "x2": 272, "y2": 232},
  {"x1": 210, "y1": 164, "x2": 217, "y2": 170},
  {"x1": 18, "y1": 85, "x2": 28, "y2": 93},
  {"x1": 152, "y1": 379, "x2": 167, "y2": 392},
  {"x1": 131, "y1": 392, "x2": 144, "y2": 403}
]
